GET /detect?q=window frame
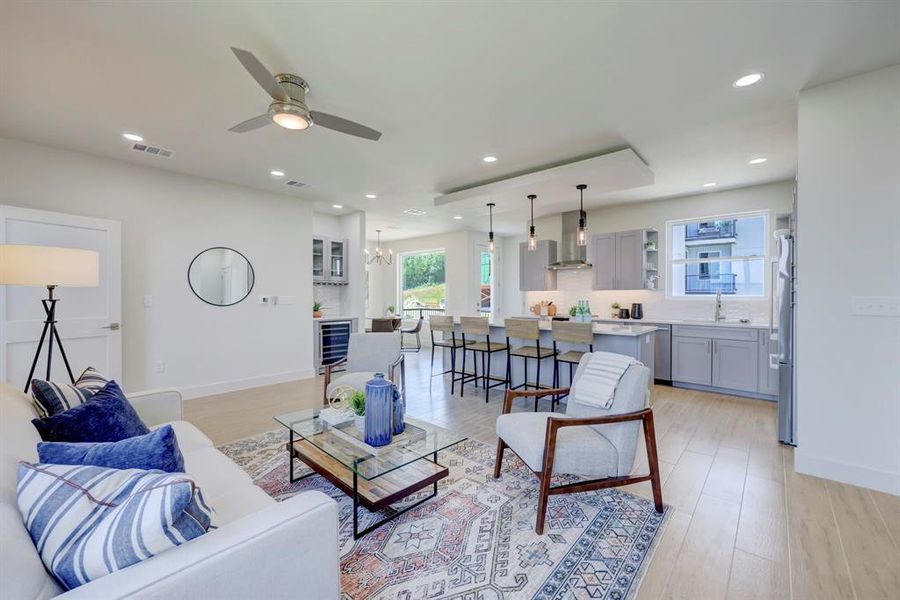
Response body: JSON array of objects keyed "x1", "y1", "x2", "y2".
[
  {"x1": 666, "y1": 210, "x2": 769, "y2": 300},
  {"x1": 396, "y1": 247, "x2": 448, "y2": 313}
]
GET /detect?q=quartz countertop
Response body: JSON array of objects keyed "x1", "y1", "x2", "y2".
[
  {"x1": 592, "y1": 317, "x2": 770, "y2": 329},
  {"x1": 313, "y1": 315, "x2": 358, "y2": 321},
  {"x1": 451, "y1": 316, "x2": 657, "y2": 337}
]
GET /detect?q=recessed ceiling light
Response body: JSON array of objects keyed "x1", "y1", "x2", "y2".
[
  {"x1": 702, "y1": 182, "x2": 717, "y2": 188},
  {"x1": 748, "y1": 157, "x2": 768, "y2": 165},
  {"x1": 733, "y1": 73, "x2": 764, "y2": 88},
  {"x1": 482, "y1": 155, "x2": 498, "y2": 163},
  {"x1": 332, "y1": 204, "x2": 343, "y2": 209},
  {"x1": 270, "y1": 169, "x2": 285, "y2": 177},
  {"x1": 365, "y1": 194, "x2": 377, "y2": 199},
  {"x1": 122, "y1": 132, "x2": 143, "y2": 142},
  {"x1": 453, "y1": 215, "x2": 463, "y2": 220}
]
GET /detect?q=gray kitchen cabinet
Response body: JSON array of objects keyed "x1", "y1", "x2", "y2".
[
  {"x1": 312, "y1": 237, "x2": 326, "y2": 282},
  {"x1": 590, "y1": 233, "x2": 616, "y2": 290},
  {"x1": 519, "y1": 240, "x2": 558, "y2": 291},
  {"x1": 313, "y1": 235, "x2": 349, "y2": 284},
  {"x1": 652, "y1": 324, "x2": 672, "y2": 381},
  {"x1": 615, "y1": 230, "x2": 645, "y2": 290},
  {"x1": 757, "y1": 329, "x2": 779, "y2": 396},
  {"x1": 712, "y1": 339, "x2": 758, "y2": 392},
  {"x1": 590, "y1": 229, "x2": 648, "y2": 290},
  {"x1": 672, "y1": 336, "x2": 712, "y2": 385}
]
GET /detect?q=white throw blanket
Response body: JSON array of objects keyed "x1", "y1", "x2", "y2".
[{"x1": 572, "y1": 351, "x2": 639, "y2": 409}]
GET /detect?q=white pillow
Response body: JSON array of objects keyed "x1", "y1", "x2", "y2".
[{"x1": 17, "y1": 462, "x2": 215, "y2": 590}]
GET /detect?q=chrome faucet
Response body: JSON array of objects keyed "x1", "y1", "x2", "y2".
[{"x1": 714, "y1": 289, "x2": 726, "y2": 321}]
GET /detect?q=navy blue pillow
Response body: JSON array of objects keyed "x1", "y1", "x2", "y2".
[
  {"x1": 37, "y1": 424, "x2": 185, "y2": 472},
  {"x1": 31, "y1": 381, "x2": 150, "y2": 443}
]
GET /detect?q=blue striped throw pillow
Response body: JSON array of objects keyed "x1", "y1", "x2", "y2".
[
  {"x1": 16, "y1": 462, "x2": 215, "y2": 590},
  {"x1": 30, "y1": 367, "x2": 109, "y2": 418}
]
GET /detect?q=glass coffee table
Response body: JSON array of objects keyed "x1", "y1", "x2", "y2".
[{"x1": 274, "y1": 409, "x2": 467, "y2": 539}]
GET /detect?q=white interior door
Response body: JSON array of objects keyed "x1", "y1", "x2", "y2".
[{"x1": 1, "y1": 206, "x2": 122, "y2": 390}]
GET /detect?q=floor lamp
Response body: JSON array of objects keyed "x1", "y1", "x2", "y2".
[{"x1": 0, "y1": 244, "x2": 100, "y2": 392}]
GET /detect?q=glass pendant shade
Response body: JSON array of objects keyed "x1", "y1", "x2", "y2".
[
  {"x1": 576, "y1": 184, "x2": 588, "y2": 246},
  {"x1": 527, "y1": 195, "x2": 537, "y2": 251}
]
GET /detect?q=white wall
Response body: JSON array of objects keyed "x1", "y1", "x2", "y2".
[
  {"x1": 0, "y1": 137, "x2": 315, "y2": 398},
  {"x1": 795, "y1": 65, "x2": 900, "y2": 495},
  {"x1": 524, "y1": 181, "x2": 793, "y2": 321}
]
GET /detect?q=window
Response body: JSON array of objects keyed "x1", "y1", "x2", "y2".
[
  {"x1": 668, "y1": 213, "x2": 767, "y2": 297},
  {"x1": 479, "y1": 250, "x2": 492, "y2": 315},
  {"x1": 399, "y1": 250, "x2": 446, "y2": 317}
]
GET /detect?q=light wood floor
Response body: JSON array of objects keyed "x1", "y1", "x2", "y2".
[{"x1": 186, "y1": 350, "x2": 900, "y2": 600}]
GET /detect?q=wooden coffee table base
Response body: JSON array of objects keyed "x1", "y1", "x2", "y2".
[{"x1": 288, "y1": 437, "x2": 450, "y2": 539}]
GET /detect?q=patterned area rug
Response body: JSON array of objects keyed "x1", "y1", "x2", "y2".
[{"x1": 219, "y1": 430, "x2": 668, "y2": 600}]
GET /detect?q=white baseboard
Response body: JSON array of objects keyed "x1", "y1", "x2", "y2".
[
  {"x1": 794, "y1": 450, "x2": 900, "y2": 496},
  {"x1": 179, "y1": 368, "x2": 317, "y2": 400}
]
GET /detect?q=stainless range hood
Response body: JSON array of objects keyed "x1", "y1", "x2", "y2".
[{"x1": 548, "y1": 210, "x2": 592, "y2": 270}]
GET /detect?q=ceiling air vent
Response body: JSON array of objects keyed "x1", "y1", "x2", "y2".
[
  {"x1": 403, "y1": 208, "x2": 426, "y2": 216},
  {"x1": 131, "y1": 143, "x2": 174, "y2": 158},
  {"x1": 285, "y1": 180, "x2": 307, "y2": 188}
]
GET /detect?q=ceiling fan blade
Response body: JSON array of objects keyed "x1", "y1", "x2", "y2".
[
  {"x1": 229, "y1": 114, "x2": 272, "y2": 133},
  {"x1": 310, "y1": 111, "x2": 382, "y2": 141},
  {"x1": 230, "y1": 47, "x2": 288, "y2": 102}
]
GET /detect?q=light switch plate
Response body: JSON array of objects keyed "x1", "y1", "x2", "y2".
[
  {"x1": 851, "y1": 296, "x2": 900, "y2": 317},
  {"x1": 143, "y1": 295, "x2": 153, "y2": 307}
]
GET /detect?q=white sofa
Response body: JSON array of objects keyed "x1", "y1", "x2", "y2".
[{"x1": 0, "y1": 383, "x2": 340, "y2": 600}]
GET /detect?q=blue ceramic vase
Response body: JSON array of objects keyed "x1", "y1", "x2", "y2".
[
  {"x1": 364, "y1": 373, "x2": 393, "y2": 447},
  {"x1": 392, "y1": 385, "x2": 405, "y2": 435}
]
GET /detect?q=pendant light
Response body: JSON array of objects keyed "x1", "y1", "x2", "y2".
[
  {"x1": 365, "y1": 229, "x2": 393, "y2": 266},
  {"x1": 576, "y1": 184, "x2": 588, "y2": 246},
  {"x1": 487, "y1": 202, "x2": 496, "y2": 253},
  {"x1": 527, "y1": 194, "x2": 537, "y2": 251}
]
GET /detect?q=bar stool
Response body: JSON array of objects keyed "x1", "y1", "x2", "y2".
[
  {"x1": 551, "y1": 321, "x2": 594, "y2": 409},
  {"x1": 505, "y1": 318, "x2": 557, "y2": 411},
  {"x1": 459, "y1": 316, "x2": 509, "y2": 402},
  {"x1": 429, "y1": 315, "x2": 465, "y2": 394}
]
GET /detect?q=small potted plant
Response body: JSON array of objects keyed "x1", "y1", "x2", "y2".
[
  {"x1": 386, "y1": 304, "x2": 396, "y2": 317},
  {"x1": 313, "y1": 302, "x2": 323, "y2": 318},
  {"x1": 611, "y1": 302, "x2": 621, "y2": 318},
  {"x1": 568, "y1": 305, "x2": 578, "y2": 317},
  {"x1": 347, "y1": 390, "x2": 366, "y2": 432}
]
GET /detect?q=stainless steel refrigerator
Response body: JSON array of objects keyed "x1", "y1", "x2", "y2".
[{"x1": 774, "y1": 229, "x2": 796, "y2": 445}]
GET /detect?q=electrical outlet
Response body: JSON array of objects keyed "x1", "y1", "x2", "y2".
[
  {"x1": 153, "y1": 361, "x2": 165, "y2": 373},
  {"x1": 143, "y1": 295, "x2": 153, "y2": 307},
  {"x1": 851, "y1": 296, "x2": 900, "y2": 317}
]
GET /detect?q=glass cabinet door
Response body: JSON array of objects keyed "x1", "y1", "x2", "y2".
[
  {"x1": 330, "y1": 240, "x2": 345, "y2": 279},
  {"x1": 313, "y1": 239, "x2": 324, "y2": 279}
]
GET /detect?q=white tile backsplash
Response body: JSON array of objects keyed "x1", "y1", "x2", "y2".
[
  {"x1": 524, "y1": 269, "x2": 770, "y2": 324},
  {"x1": 314, "y1": 284, "x2": 344, "y2": 315}
]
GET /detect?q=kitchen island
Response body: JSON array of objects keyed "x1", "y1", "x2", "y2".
[{"x1": 441, "y1": 317, "x2": 656, "y2": 390}]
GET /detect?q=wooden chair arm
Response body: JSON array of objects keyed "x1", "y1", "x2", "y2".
[
  {"x1": 502, "y1": 388, "x2": 570, "y2": 414},
  {"x1": 546, "y1": 407, "x2": 652, "y2": 431}
]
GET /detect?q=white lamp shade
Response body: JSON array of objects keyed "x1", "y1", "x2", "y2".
[{"x1": 0, "y1": 244, "x2": 99, "y2": 287}]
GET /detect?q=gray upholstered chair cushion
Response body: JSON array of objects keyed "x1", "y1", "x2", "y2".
[
  {"x1": 565, "y1": 357, "x2": 651, "y2": 476},
  {"x1": 346, "y1": 332, "x2": 400, "y2": 374},
  {"x1": 496, "y1": 412, "x2": 617, "y2": 478}
]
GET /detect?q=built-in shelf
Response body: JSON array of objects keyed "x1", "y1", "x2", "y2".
[{"x1": 643, "y1": 229, "x2": 659, "y2": 290}]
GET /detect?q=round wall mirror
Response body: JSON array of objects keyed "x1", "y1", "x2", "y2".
[{"x1": 188, "y1": 247, "x2": 255, "y2": 306}]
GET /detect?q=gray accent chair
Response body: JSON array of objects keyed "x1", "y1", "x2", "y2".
[
  {"x1": 323, "y1": 332, "x2": 405, "y2": 405},
  {"x1": 494, "y1": 354, "x2": 664, "y2": 534}
]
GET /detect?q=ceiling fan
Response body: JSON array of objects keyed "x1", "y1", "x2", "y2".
[{"x1": 227, "y1": 47, "x2": 382, "y2": 141}]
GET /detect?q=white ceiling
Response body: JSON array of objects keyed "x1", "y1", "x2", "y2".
[{"x1": 1, "y1": 2, "x2": 898, "y2": 240}]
